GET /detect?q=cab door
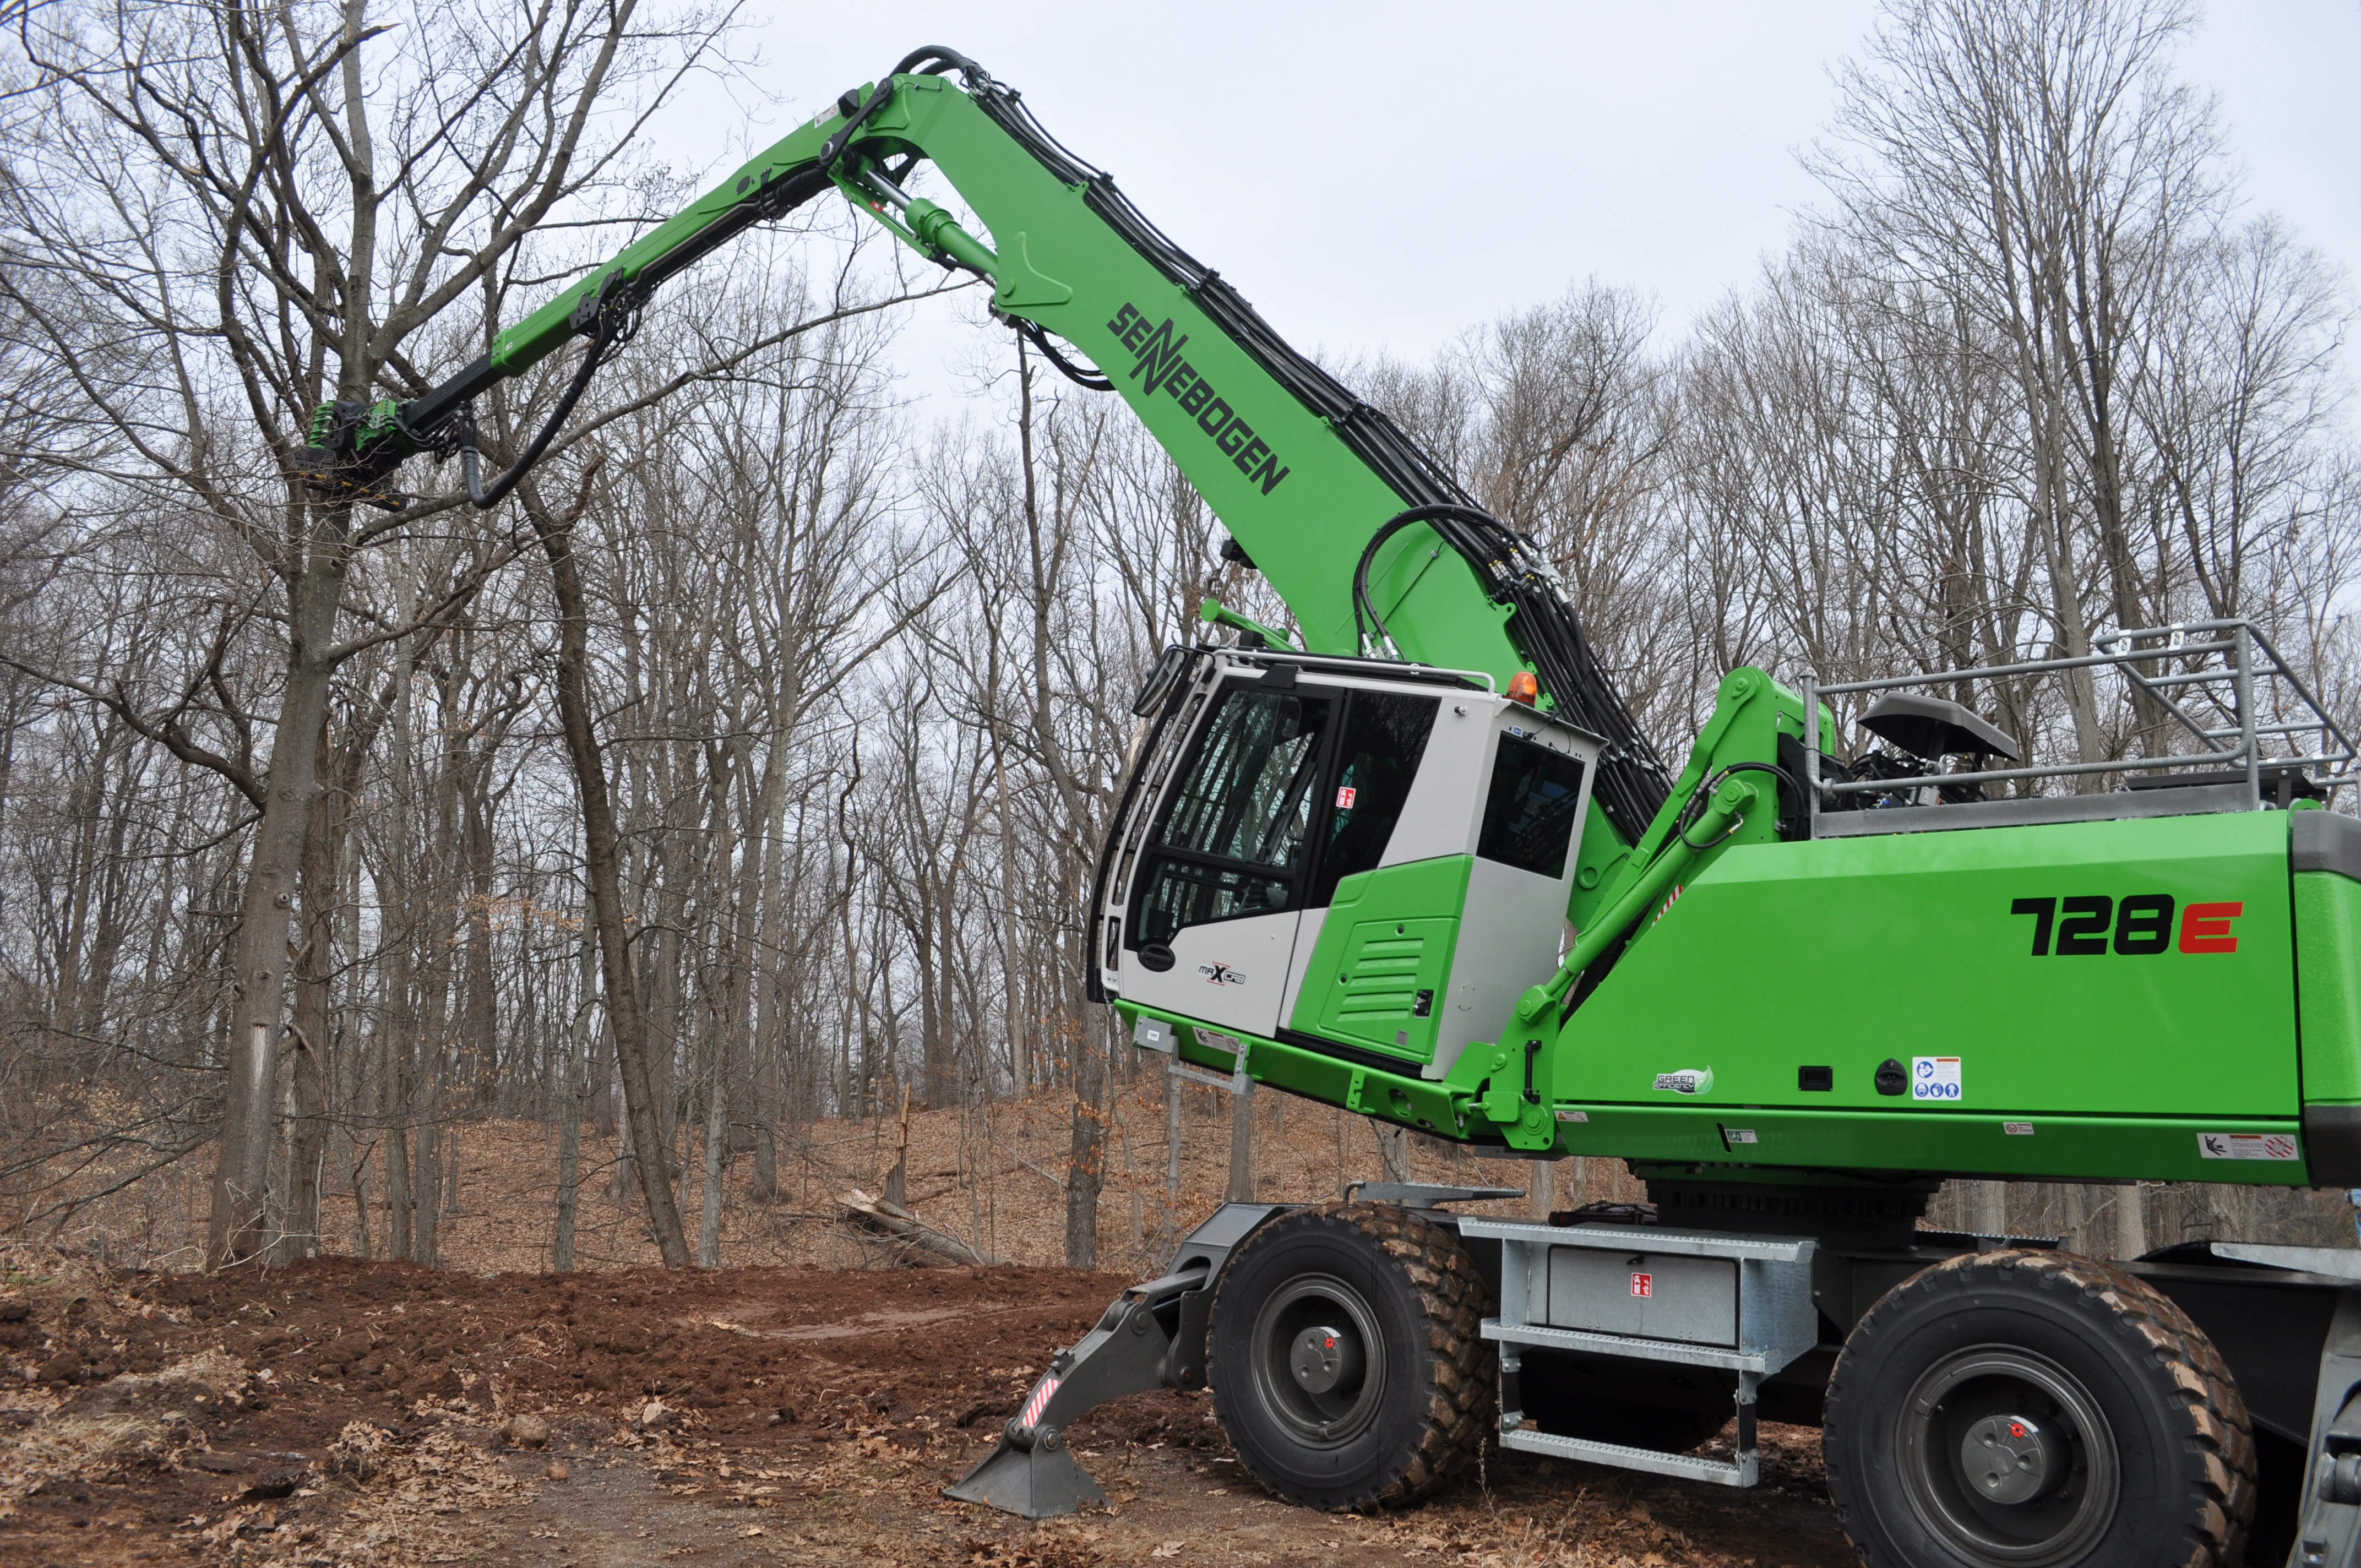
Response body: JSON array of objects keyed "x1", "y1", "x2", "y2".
[{"x1": 1122, "y1": 677, "x2": 1335, "y2": 1036}]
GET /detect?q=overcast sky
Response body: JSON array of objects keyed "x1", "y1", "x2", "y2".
[{"x1": 652, "y1": 1, "x2": 2358, "y2": 409}]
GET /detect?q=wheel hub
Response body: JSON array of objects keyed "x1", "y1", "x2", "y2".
[
  {"x1": 1289, "y1": 1325, "x2": 1362, "y2": 1395},
  {"x1": 1248, "y1": 1273, "x2": 1387, "y2": 1449},
  {"x1": 1896, "y1": 1345, "x2": 2118, "y2": 1567},
  {"x1": 1961, "y1": 1412, "x2": 2065, "y2": 1506}
]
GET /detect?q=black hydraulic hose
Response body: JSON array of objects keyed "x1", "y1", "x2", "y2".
[
  {"x1": 1013, "y1": 317, "x2": 1112, "y2": 390},
  {"x1": 457, "y1": 319, "x2": 618, "y2": 510},
  {"x1": 1351, "y1": 502, "x2": 1672, "y2": 842},
  {"x1": 1350, "y1": 503, "x2": 1473, "y2": 647},
  {"x1": 1673, "y1": 761, "x2": 1798, "y2": 850},
  {"x1": 894, "y1": 45, "x2": 985, "y2": 78},
  {"x1": 821, "y1": 47, "x2": 987, "y2": 177}
]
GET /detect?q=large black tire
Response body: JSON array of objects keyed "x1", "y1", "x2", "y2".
[
  {"x1": 1824, "y1": 1249, "x2": 2255, "y2": 1568},
  {"x1": 1209, "y1": 1202, "x2": 1492, "y2": 1510}
]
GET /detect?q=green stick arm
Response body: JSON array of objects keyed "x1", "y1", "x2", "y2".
[{"x1": 385, "y1": 115, "x2": 847, "y2": 440}]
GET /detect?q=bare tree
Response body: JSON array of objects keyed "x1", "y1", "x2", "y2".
[
  {"x1": 1813, "y1": 0, "x2": 2227, "y2": 767},
  {"x1": 7, "y1": 0, "x2": 738, "y2": 1266}
]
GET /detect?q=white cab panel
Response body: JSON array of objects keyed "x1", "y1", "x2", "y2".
[
  {"x1": 1120, "y1": 911, "x2": 1301, "y2": 1037},
  {"x1": 1383, "y1": 700, "x2": 1490, "y2": 863},
  {"x1": 1433, "y1": 857, "x2": 1574, "y2": 1077},
  {"x1": 1280, "y1": 906, "x2": 1328, "y2": 1029}
]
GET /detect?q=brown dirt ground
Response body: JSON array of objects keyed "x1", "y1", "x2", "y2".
[{"x1": 0, "y1": 1248, "x2": 1856, "y2": 1567}]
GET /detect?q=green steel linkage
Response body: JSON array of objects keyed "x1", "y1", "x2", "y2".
[
  {"x1": 1198, "y1": 598, "x2": 1299, "y2": 651},
  {"x1": 1514, "y1": 774, "x2": 1758, "y2": 1024}
]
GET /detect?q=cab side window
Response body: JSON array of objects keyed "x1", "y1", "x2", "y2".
[
  {"x1": 1309, "y1": 692, "x2": 1439, "y2": 907},
  {"x1": 1478, "y1": 734, "x2": 1588, "y2": 879},
  {"x1": 1157, "y1": 689, "x2": 1327, "y2": 867}
]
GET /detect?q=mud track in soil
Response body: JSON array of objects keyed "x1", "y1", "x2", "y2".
[{"x1": 0, "y1": 1257, "x2": 1853, "y2": 1566}]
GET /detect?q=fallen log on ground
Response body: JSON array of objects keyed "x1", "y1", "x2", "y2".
[{"x1": 835, "y1": 1188, "x2": 1004, "y2": 1267}]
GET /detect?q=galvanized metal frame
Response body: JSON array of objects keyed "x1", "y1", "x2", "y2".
[
  {"x1": 1800, "y1": 619, "x2": 2357, "y2": 837},
  {"x1": 1460, "y1": 1218, "x2": 1818, "y2": 1488}
]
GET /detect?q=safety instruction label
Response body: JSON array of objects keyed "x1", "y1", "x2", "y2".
[
  {"x1": 2197, "y1": 1133, "x2": 2299, "y2": 1162},
  {"x1": 1912, "y1": 1057, "x2": 1963, "y2": 1101}
]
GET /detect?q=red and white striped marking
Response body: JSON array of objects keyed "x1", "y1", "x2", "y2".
[{"x1": 1021, "y1": 1376, "x2": 1060, "y2": 1429}]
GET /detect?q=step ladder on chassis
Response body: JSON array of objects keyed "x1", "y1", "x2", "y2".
[{"x1": 1460, "y1": 1216, "x2": 1816, "y2": 1486}]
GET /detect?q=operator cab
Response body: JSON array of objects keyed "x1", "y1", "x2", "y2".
[{"x1": 1095, "y1": 645, "x2": 1602, "y2": 1081}]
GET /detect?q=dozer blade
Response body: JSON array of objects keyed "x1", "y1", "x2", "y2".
[{"x1": 946, "y1": 1264, "x2": 1209, "y2": 1519}]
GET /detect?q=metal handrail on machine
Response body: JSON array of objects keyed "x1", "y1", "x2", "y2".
[{"x1": 1798, "y1": 619, "x2": 2357, "y2": 834}]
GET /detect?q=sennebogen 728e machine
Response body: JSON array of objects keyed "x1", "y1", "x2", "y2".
[{"x1": 304, "y1": 47, "x2": 2361, "y2": 1568}]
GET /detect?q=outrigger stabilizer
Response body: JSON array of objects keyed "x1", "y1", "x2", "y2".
[
  {"x1": 946, "y1": 1204, "x2": 1264, "y2": 1516},
  {"x1": 945, "y1": 1262, "x2": 1201, "y2": 1516}
]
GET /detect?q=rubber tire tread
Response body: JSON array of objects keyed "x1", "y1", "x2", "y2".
[
  {"x1": 1823, "y1": 1248, "x2": 2255, "y2": 1568},
  {"x1": 1210, "y1": 1202, "x2": 1493, "y2": 1511}
]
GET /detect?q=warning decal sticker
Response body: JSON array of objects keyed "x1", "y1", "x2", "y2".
[
  {"x1": 1911, "y1": 1056, "x2": 1963, "y2": 1101},
  {"x1": 2197, "y1": 1133, "x2": 2299, "y2": 1162}
]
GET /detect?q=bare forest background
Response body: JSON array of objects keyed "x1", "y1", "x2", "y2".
[{"x1": 1, "y1": 0, "x2": 2356, "y2": 1278}]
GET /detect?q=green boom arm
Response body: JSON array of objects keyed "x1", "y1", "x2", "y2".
[{"x1": 309, "y1": 46, "x2": 1688, "y2": 903}]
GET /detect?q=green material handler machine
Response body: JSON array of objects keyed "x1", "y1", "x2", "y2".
[{"x1": 305, "y1": 47, "x2": 2361, "y2": 1568}]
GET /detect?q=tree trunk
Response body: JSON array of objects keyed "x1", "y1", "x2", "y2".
[
  {"x1": 554, "y1": 929, "x2": 596, "y2": 1271},
  {"x1": 459, "y1": 769, "x2": 499, "y2": 1106},
  {"x1": 884, "y1": 1084, "x2": 912, "y2": 1210},
  {"x1": 350, "y1": 1140, "x2": 373, "y2": 1260},
  {"x1": 279, "y1": 719, "x2": 343, "y2": 1264},
  {"x1": 530, "y1": 493, "x2": 693, "y2": 1267},
  {"x1": 206, "y1": 544, "x2": 346, "y2": 1269},
  {"x1": 386, "y1": 1054, "x2": 414, "y2": 1261},
  {"x1": 415, "y1": 1110, "x2": 440, "y2": 1267},
  {"x1": 1971, "y1": 1180, "x2": 2009, "y2": 1238},
  {"x1": 1064, "y1": 1026, "x2": 1106, "y2": 1269},
  {"x1": 1528, "y1": 1161, "x2": 1556, "y2": 1221},
  {"x1": 698, "y1": 1061, "x2": 727, "y2": 1267},
  {"x1": 1165, "y1": 1066, "x2": 1183, "y2": 1220},
  {"x1": 2114, "y1": 1182, "x2": 2147, "y2": 1260}
]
